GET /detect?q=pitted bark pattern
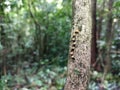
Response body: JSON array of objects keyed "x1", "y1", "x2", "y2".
[{"x1": 64, "y1": 0, "x2": 92, "y2": 90}]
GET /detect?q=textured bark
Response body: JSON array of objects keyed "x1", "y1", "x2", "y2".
[{"x1": 64, "y1": 0, "x2": 92, "y2": 90}]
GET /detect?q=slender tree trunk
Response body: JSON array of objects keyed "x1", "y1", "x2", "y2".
[
  {"x1": 28, "y1": 1, "x2": 45, "y2": 60},
  {"x1": 0, "y1": 1, "x2": 7, "y2": 76},
  {"x1": 95, "y1": 0, "x2": 105, "y2": 72},
  {"x1": 64, "y1": 0, "x2": 92, "y2": 90},
  {"x1": 102, "y1": 0, "x2": 114, "y2": 81},
  {"x1": 96, "y1": 0, "x2": 105, "y2": 41},
  {"x1": 91, "y1": 0, "x2": 97, "y2": 70}
]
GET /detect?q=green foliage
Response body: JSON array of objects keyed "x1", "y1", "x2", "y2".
[
  {"x1": 0, "y1": 75, "x2": 12, "y2": 90},
  {"x1": 0, "y1": 0, "x2": 70, "y2": 89},
  {"x1": 1, "y1": 65, "x2": 66, "y2": 90},
  {"x1": 0, "y1": 79, "x2": 5, "y2": 90},
  {"x1": 90, "y1": 71, "x2": 120, "y2": 90},
  {"x1": 0, "y1": 0, "x2": 120, "y2": 89},
  {"x1": 113, "y1": 1, "x2": 120, "y2": 18}
]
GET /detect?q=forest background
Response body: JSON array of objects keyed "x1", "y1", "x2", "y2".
[{"x1": 0, "y1": 0, "x2": 120, "y2": 90}]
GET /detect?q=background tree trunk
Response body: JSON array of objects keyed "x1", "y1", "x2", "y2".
[
  {"x1": 95, "y1": 0, "x2": 105, "y2": 72},
  {"x1": 64, "y1": 0, "x2": 92, "y2": 90},
  {"x1": 102, "y1": 0, "x2": 114, "y2": 82},
  {"x1": 0, "y1": 1, "x2": 7, "y2": 76},
  {"x1": 91, "y1": 0, "x2": 97, "y2": 70}
]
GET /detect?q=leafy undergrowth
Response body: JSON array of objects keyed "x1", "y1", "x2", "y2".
[
  {"x1": 89, "y1": 71, "x2": 120, "y2": 90},
  {"x1": 1, "y1": 67, "x2": 120, "y2": 90},
  {"x1": 0, "y1": 65, "x2": 67, "y2": 90}
]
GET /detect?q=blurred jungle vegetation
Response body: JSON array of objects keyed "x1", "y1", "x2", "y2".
[{"x1": 0, "y1": 0, "x2": 120, "y2": 90}]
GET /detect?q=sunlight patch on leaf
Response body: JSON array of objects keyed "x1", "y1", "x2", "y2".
[{"x1": 46, "y1": 0, "x2": 54, "y2": 3}]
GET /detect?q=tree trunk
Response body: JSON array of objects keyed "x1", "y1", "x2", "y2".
[
  {"x1": 102, "y1": 0, "x2": 114, "y2": 81},
  {"x1": 64, "y1": 0, "x2": 92, "y2": 90},
  {"x1": 0, "y1": 1, "x2": 7, "y2": 76},
  {"x1": 28, "y1": 1, "x2": 45, "y2": 60},
  {"x1": 95, "y1": 0, "x2": 105, "y2": 72},
  {"x1": 96, "y1": 0, "x2": 105, "y2": 41},
  {"x1": 91, "y1": 0, "x2": 97, "y2": 70}
]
